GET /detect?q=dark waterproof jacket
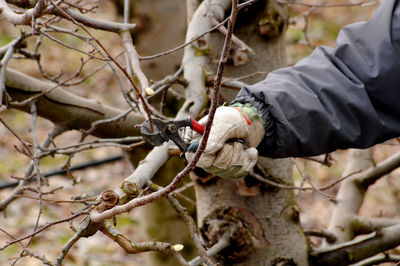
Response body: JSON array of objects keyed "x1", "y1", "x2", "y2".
[{"x1": 233, "y1": 0, "x2": 400, "y2": 158}]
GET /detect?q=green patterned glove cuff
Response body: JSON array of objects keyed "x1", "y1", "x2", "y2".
[{"x1": 230, "y1": 103, "x2": 265, "y2": 126}]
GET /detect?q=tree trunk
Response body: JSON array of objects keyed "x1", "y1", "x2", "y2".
[{"x1": 194, "y1": 1, "x2": 309, "y2": 264}]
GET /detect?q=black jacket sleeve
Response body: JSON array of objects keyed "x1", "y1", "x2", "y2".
[{"x1": 233, "y1": 0, "x2": 400, "y2": 158}]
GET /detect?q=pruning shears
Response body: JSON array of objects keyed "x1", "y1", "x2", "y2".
[{"x1": 140, "y1": 117, "x2": 205, "y2": 152}]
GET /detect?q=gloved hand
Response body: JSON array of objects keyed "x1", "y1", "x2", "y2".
[{"x1": 185, "y1": 103, "x2": 265, "y2": 179}]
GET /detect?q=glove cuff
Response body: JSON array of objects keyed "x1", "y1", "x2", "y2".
[{"x1": 230, "y1": 103, "x2": 265, "y2": 127}]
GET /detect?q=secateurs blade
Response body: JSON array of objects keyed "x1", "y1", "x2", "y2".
[{"x1": 140, "y1": 117, "x2": 205, "y2": 152}]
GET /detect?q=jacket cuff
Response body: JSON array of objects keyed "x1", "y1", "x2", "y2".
[{"x1": 232, "y1": 96, "x2": 277, "y2": 157}]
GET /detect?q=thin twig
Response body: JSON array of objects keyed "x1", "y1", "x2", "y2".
[
  {"x1": 55, "y1": 233, "x2": 80, "y2": 266},
  {"x1": 293, "y1": 159, "x2": 335, "y2": 199},
  {"x1": 14, "y1": 103, "x2": 45, "y2": 264},
  {"x1": 0, "y1": 125, "x2": 66, "y2": 211},
  {"x1": 147, "y1": 67, "x2": 183, "y2": 100},
  {"x1": 0, "y1": 117, "x2": 32, "y2": 156},
  {"x1": 1, "y1": 210, "x2": 88, "y2": 251},
  {"x1": 15, "y1": 194, "x2": 96, "y2": 204},
  {"x1": 0, "y1": 37, "x2": 21, "y2": 105},
  {"x1": 0, "y1": 227, "x2": 54, "y2": 265},
  {"x1": 139, "y1": 17, "x2": 230, "y2": 61}
]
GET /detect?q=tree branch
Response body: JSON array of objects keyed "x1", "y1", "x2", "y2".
[
  {"x1": 351, "y1": 253, "x2": 400, "y2": 266},
  {"x1": 51, "y1": 7, "x2": 136, "y2": 33},
  {"x1": 325, "y1": 149, "x2": 373, "y2": 245},
  {"x1": 6, "y1": 68, "x2": 144, "y2": 138},
  {"x1": 100, "y1": 221, "x2": 189, "y2": 265},
  {"x1": 351, "y1": 215, "x2": 400, "y2": 236},
  {"x1": 0, "y1": 0, "x2": 46, "y2": 25},
  {"x1": 327, "y1": 149, "x2": 400, "y2": 245},
  {"x1": 311, "y1": 223, "x2": 400, "y2": 265},
  {"x1": 355, "y1": 149, "x2": 400, "y2": 188},
  {"x1": 149, "y1": 183, "x2": 214, "y2": 266},
  {"x1": 188, "y1": 232, "x2": 231, "y2": 266},
  {"x1": 0, "y1": 125, "x2": 65, "y2": 211}
]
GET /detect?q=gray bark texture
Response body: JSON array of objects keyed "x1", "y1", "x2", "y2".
[{"x1": 194, "y1": 158, "x2": 309, "y2": 265}]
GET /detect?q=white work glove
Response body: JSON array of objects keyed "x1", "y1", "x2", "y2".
[{"x1": 185, "y1": 103, "x2": 265, "y2": 179}]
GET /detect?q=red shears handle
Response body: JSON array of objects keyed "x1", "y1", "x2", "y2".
[{"x1": 190, "y1": 117, "x2": 205, "y2": 134}]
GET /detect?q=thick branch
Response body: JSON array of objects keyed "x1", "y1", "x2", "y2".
[
  {"x1": 327, "y1": 149, "x2": 400, "y2": 245},
  {"x1": 326, "y1": 149, "x2": 372, "y2": 244},
  {"x1": 6, "y1": 68, "x2": 144, "y2": 138},
  {"x1": 121, "y1": 31, "x2": 149, "y2": 89},
  {"x1": 0, "y1": 0, "x2": 46, "y2": 25},
  {"x1": 311, "y1": 223, "x2": 400, "y2": 265},
  {"x1": 351, "y1": 253, "x2": 400, "y2": 266},
  {"x1": 181, "y1": 0, "x2": 232, "y2": 118},
  {"x1": 355, "y1": 149, "x2": 400, "y2": 188},
  {"x1": 351, "y1": 215, "x2": 400, "y2": 236}
]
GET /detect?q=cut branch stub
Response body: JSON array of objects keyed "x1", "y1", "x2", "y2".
[
  {"x1": 258, "y1": 10, "x2": 286, "y2": 39},
  {"x1": 200, "y1": 206, "x2": 269, "y2": 264},
  {"x1": 96, "y1": 190, "x2": 120, "y2": 213},
  {"x1": 120, "y1": 180, "x2": 141, "y2": 203},
  {"x1": 191, "y1": 37, "x2": 211, "y2": 56}
]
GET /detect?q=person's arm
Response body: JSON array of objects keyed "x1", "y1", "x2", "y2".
[{"x1": 234, "y1": 0, "x2": 400, "y2": 158}]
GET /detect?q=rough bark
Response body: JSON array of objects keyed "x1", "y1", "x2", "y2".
[{"x1": 195, "y1": 158, "x2": 309, "y2": 265}]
